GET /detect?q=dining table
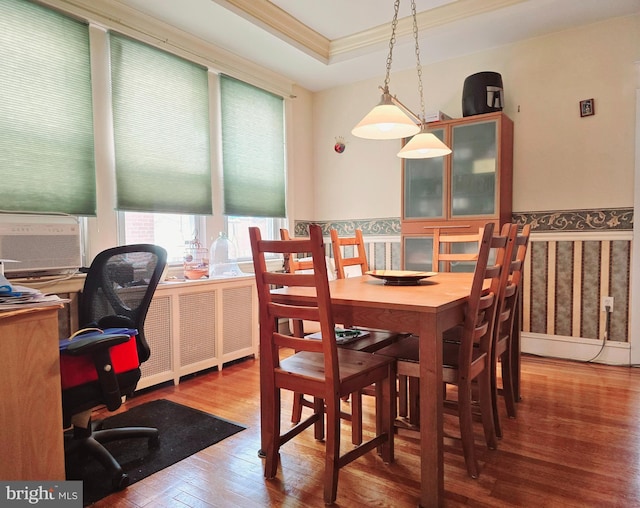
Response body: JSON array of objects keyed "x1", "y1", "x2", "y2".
[{"x1": 270, "y1": 271, "x2": 480, "y2": 508}]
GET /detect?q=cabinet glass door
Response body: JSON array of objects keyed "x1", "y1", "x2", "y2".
[
  {"x1": 403, "y1": 128, "x2": 445, "y2": 220},
  {"x1": 451, "y1": 121, "x2": 497, "y2": 217},
  {"x1": 403, "y1": 236, "x2": 434, "y2": 271}
]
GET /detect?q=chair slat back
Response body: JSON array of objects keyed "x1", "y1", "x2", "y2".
[
  {"x1": 458, "y1": 223, "x2": 514, "y2": 369},
  {"x1": 251, "y1": 225, "x2": 339, "y2": 376},
  {"x1": 432, "y1": 228, "x2": 484, "y2": 272},
  {"x1": 330, "y1": 229, "x2": 369, "y2": 279},
  {"x1": 280, "y1": 229, "x2": 314, "y2": 273},
  {"x1": 496, "y1": 224, "x2": 531, "y2": 340},
  {"x1": 510, "y1": 224, "x2": 531, "y2": 289}
]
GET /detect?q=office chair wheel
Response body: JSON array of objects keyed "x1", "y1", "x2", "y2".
[{"x1": 112, "y1": 472, "x2": 129, "y2": 491}]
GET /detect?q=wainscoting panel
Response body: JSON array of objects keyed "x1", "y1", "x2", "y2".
[
  {"x1": 296, "y1": 209, "x2": 634, "y2": 364},
  {"x1": 522, "y1": 232, "x2": 632, "y2": 344}
]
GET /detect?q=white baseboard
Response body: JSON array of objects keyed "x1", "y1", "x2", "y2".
[{"x1": 522, "y1": 332, "x2": 632, "y2": 366}]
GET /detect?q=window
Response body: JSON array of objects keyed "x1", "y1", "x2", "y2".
[
  {"x1": 110, "y1": 33, "x2": 212, "y2": 215},
  {"x1": 219, "y1": 75, "x2": 286, "y2": 218},
  {"x1": 0, "y1": 0, "x2": 96, "y2": 215},
  {"x1": 0, "y1": 5, "x2": 290, "y2": 262},
  {"x1": 109, "y1": 33, "x2": 212, "y2": 266},
  {"x1": 219, "y1": 75, "x2": 287, "y2": 263},
  {"x1": 120, "y1": 211, "x2": 203, "y2": 264},
  {"x1": 226, "y1": 216, "x2": 286, "y2": 261}
]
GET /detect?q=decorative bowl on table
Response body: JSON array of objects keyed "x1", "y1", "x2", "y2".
[{"x1": 365, "y1": 270, "x2": 437, "y2": 286}]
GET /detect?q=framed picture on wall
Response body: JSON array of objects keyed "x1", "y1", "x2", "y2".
[{"x1": 580, "y1": 98, "x2": 595, "y2": 117}]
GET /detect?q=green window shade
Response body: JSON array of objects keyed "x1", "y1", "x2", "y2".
[
  {"x1": 110, "y1": 33, "x2": 212, "y2": 214},
  {"x1": 0, "y1": 0, "x2": 96, "y2": 215},
  {"x1": 220, "y1": 75, "x2": 285, "y2": 218}
]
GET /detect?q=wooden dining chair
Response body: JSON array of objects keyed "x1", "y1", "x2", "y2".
[
  {"x1": 329, "y1": 229, "x2": 408, "y2": 352},
  {"x1": 330, "y1": 228, "x2": 409, "y2": 442},
  {"x1": 249, "y1": 224, "x2": 395, "y2": 504},
  {"x1": 396, "y1": 226, "x2": 486, "y2": 422},
  {"x1": 282, "y1": 228, "x2": 402, "y2": 444},
  {"x1": 491, "y1": 223, "x2": 530, "y2": 437},
  {"x1": 280, "y1": 228, "x2": 323, "y2": 338},
  {"x1": 376, "y1": 222, "x2": 514, "y2": 478},
  {"x1": 432, "y1": 227, "x2": 484, "y2": 272},
  {"x1": 330, "y1": 228, "x2": 370, "y2": 279}
]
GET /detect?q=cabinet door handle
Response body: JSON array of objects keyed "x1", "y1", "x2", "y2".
[{"x1": 422, "y1": 225, "x2": 471, "y2": 229}]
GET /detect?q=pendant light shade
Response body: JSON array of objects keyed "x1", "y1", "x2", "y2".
[
  {"x1": 351, "y1": 0, "x2": 451, "y2": 158},
  {"x1": 352, "y1": 92, "x2": 421, "y2": 140},
  {"x1": 398, "y1": 128, "x2": 452, "y2": 159}
]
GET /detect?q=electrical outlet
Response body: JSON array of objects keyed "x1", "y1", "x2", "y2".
[{"x1": 601, "y1": 296, "x2": 614, "y2": 312}]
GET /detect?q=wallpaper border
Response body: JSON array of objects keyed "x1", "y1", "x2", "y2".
[
  {"x1": 294, "y1": 217, "x2": 400, "y2": 237},
  {"x1": 294, "y1": 208, "x2": 634, "y2": 235},
  {"x1": 513, "y1": 208, "x2": 633, "y2": 232}
]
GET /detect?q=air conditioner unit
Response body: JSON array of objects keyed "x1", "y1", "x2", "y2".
[{"x1": 0, "y1": 216, "x2": 82, "y2": 277}]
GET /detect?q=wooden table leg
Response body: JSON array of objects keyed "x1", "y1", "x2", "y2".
[{"x1": 418, "y1": 315, "x2": 444, "y2": 507}]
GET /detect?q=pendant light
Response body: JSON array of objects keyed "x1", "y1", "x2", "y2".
[
  {"x1": 352, "y1": 0, "x2": 451, "y2": 159},
  {"x1": 351, "y1": 0, "x2": 419, "y2": 140},
  {"x1": 398, "y1": 0, "x2": 451, "y2": 159}
]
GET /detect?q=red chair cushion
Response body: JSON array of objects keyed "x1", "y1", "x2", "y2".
[{"x1": 60, "y1": 334, "x2": 139, "y2": 390}]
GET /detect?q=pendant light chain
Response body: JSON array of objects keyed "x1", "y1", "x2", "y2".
[
  {"x1": 383, "y1": 0, "x2": 401, "y2": 92},
  {"x1": 352, "y1": 0, "x2": 452, "y2": 156},
  {"x1": 411, "y1": 0, "x2": 426, "y2": 125}
]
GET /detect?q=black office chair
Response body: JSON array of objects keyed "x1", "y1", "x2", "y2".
[{"x1": 61, "y1": 244, "x2": 167, "y2": 491}]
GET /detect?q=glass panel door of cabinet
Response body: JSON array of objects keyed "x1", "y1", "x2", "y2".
[
  {"x1": 451, "y1": 121, "x2": 497, "y2": 217},
  {"x1": 403, "y1": 236, "x2": 434, "y2": 271},
  {"x1": 403, "y1": 129, "x2": 445, "y2": 220}
]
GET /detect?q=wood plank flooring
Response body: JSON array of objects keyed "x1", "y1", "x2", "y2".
[{"x1": 91, "y1": 354, "x2": 640, "y2": 507}]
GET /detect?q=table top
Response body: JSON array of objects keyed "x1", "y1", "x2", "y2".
[{"x1": 271, "y1": 272, "x2": 475, "y2": 314}]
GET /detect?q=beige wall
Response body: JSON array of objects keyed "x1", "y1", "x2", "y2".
[
  {"x1": 298, "y1": 15, "x2": 639, "y2": 222},
  {"x1": 286, "y1": 85, "x2": 315, "y2": 225}
]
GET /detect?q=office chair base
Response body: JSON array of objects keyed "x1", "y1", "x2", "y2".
[{"x1": 66, "y1": 424, "x2": 159, "y2": 492}]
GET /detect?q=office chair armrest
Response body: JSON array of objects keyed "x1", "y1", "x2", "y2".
[
  {"x1": 63, "y1": 333, "x2": 131, "y2": 356},
  {"x1": 62, "y1": 333, "x2": 131, "y2": 411}
]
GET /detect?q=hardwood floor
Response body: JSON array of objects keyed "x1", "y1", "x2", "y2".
[{"x1": 91, "y1": 354, "x2": 640, "y2": 507}]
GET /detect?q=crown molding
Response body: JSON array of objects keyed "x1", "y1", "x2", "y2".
[
  {"x1": 331, "y1": 0, "x2": 526, "y2": 60},
  {"x1": 212, "y1": 0, "x2": 331, "y2": 63},
  {"x1": 41, "y1": 0, "x2": 296, "y2": 97},
  {"x1": 215, "y1": 0, "x2": 526, "y2": 63}
]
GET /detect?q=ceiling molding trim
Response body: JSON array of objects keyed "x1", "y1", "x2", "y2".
[
  {"x1": 212, "y1": 0, "x2": 331, "y2": 63},
  {"x1": 39, "y1": 0, "x2": 297, "y2": 97},
  {"x1": 330, "y1": 0, "x2": 527, "y2": 60}
]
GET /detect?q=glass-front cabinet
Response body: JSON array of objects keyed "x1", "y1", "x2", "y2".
[{"x1": 402, "y1": 111, "x2": 513, "y2": 270}]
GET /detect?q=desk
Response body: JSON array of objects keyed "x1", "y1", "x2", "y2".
[
  {"x1": 272, "y1": 272, "x2": 475, "y2": 508},
  {"x1": 0, "y1": 306, "x2": 65, "y2": 480}
]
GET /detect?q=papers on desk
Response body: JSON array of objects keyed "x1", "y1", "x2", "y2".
[
  {"x1": 0, "y1": 284, "x2": 69, "y2": 310},
  {"x1": 306, "y1": 327, "x2": 370, "y2": 345}
]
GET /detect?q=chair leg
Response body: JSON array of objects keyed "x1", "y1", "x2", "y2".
[
  {"x1": 398, "y1": 375, "x2": 408, "y2": 418},
  {"x1": 501, "y1": 354, "x2": 517, "y2": 417},
  {"x1": 408, "y1": 376, "x2": 420, "y2": 426},
  {"x1": 324, "y1": 397, "x2": 341, "y2": 505},
  {"x1": 477, "y1": 370, "x2": 498, "y2": 451},
  {"x1": 264, "y1": 388, "x2": 281, "y2": 479},
  {"x1": 491, "y1": 356, "x2": 503, "y2": 439},
  {"x1": 313, "y1": 397, "x2": 325, "y2": 441},
  {"x1": 291, "y1": 393, "x2": 304, "y2": 423},
  {"x1": 351, "y1": 390, "x2": 363, "y2": 445},
  {"x1": 458, "y1": 381, "x2": 480, "y2": 479},
  {"x1": 378, "y1": 364, "x2": 395, "y2": 463}
]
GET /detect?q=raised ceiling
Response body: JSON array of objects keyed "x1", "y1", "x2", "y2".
[{"x1": 115, "y1": 0, "x2": 640, "y2": 91}]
